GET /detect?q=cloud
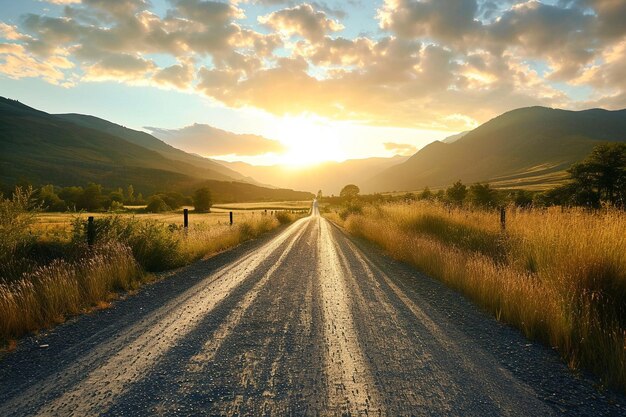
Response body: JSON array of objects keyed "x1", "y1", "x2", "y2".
[
  {"x1": 258, "y1": 3, "x2": 344, "y2": 42},
  {"x1": 145, "y1": 124, "x2": 287, "y2": 156},
  {"x1": 1, "y1": 0, "x2": 626, "y2": 132},
  {"x1": 378, "y1": 0, "x2": 480, "y2": 43},
  {"x1": 0, "y1": 43, "x2": 73, "y2": 85},
  {"x1": 153, "y1": 60, "x2": 194, "y2": 89},
  {"x1": 83, "y1": 53, "x2": 156, "y2": 83},
  {"x1": 40, "y1": 0, "x2": 81, "y2": 4},
  {"x1": 0, "y1": 23, "x2": 27, "y2": 41},
  {"x1": 384, "y1": 142, "x2": 417, "y2": 156}
]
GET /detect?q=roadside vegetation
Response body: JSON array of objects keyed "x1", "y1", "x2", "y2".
[
  {"x1": 0, "y1": 186, "x2": 304, "y2": 346},
  {"x1": 323, "y1": 144, "x2": 626, "y2": 391}
]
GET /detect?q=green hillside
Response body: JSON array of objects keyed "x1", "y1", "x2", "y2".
[
  {"x1": 55, "y1": 113, "x2": 261, "y2": 185},
  {"x1": 367, "y1": 107, "x2": 626, "y2": 192},
  {"x1": 0, "y1": 97, "x2": 313, "y2": 202}
]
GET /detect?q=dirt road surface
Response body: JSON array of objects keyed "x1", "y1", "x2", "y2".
[{"x1": 1, "y1": 208, "x2": 625, "y2": 416}]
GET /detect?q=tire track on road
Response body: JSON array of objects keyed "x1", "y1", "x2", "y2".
[
  {"x1": 9, "y1": 218, "x2": 310, "y2": 417},
  {"x1": 333, "y1": 224, "x2": 556, "y2": 416},
  {"x1": 318, "y1": 218, "x2": 383, "y2": 416},
  {"x1": 149, "y1": 220, "x2": 310, "y2": 415}
]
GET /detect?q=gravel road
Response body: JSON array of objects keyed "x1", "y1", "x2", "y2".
[{"x1": 1, "y1": 208, "x2": 625, "y2": 416}]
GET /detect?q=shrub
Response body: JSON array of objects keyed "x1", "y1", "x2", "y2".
[
  {"x1": 275, "y1": 211, "x2": 294, "y2": 225},
  {"x1": 145, "y1": 195, "x2": 170, "y2": 213},
  {"x1": 0, "y1": 187, "x2": 38, "y2": 274},
  {"x1": 339, "y1": 200, "x2": 363, "y2": 220},
  {"x1": 193, "y1": 187, "x2": 212, "y2": 212},
  {"x1": 72, "y1": 216, "x2": 182, "y2": 271}
]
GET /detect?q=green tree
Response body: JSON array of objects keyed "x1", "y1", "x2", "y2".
[
  {"x1": 159, "y1": 192, "x2": 186, "y2": 210},
  {"x1": 193, "y1": 187, "x2": 212, "y2": 212},
  {"x1": 317, "y1": 190, "x2": 323, "y2": 200},
  {"x1": 78, "y1": 183, "x2": 103, "y2": 211},
  {"x1": 340, "y1": 184, "x2": 360, "y2": 199},
  {"x1": 568, "y1": 143, "x2": 626, "y2": 206},
  {"x1": 58, "y1": 186, "x2": 83, "y2": 209},
  {"x1": 146, "y1": 195, "x2": 170, "y2": 213},
  {"x1": 512, "y1": 190, "x2": 533, "y2": 208},
  {"x1": 38, "y1": 184, "x2": 66, "y2": 211},
  {"x1": 446, "y1": 180, "x2": 467, "y2": 204},
  {"x1": 419, "y1": 186, "x2": 433, "y2": 200},
  {"x1": 110, "y1": 189, "x2": 124, "y2": 203},
  {"x1": 469, "y1": 183, "x2": 499, "y2": 208},
  {"x1": 126, "y1": 184, "x2": 135, "y2": 204}
]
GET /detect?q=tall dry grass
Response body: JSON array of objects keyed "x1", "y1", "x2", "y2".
[
  {"x1": 338, "y1": 201, "x2": 626, "y2": 391},
  {"x1": 0, "y1": 242, "x2": 145, "y2": 341},
  {"x1": 1, "y1": 210, "x2": 302, "y2": 345}
]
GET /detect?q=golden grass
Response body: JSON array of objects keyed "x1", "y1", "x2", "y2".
[
  {"x1": 0, "y1": 242, "x2": 146, "y2": 341},
  {"x1": 212, "y1": 200, "x2": 312, "y2": 210},
  {"x1": 175, "y1": 214, "x2": 286, "y2": 264},
  {"x1": 2, "y1": 211, "x2": 304, "y2": 345},
  {"x1": 31, "y1": 210, "x2": 268, "y2": 241},
  {"x1": 333, "y1": 201, "x2": 626, "y2": 391}
]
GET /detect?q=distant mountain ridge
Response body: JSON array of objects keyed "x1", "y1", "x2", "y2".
[
  {"x1": 442, "y1": 131, "x2": 468, "y2": 144},
  {"x1": 0, "y1": 97, "x2": 313, "y2": 202},
  {"x1": 367, "y1": 106, "x2": 626, "y2": 192},
  {"x1": 220, "y1": 156, "x2": 409, "y2": 195}
]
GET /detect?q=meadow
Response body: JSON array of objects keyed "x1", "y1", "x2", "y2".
[
  {"x1": 325, "y1": 201, "x2": 626, "y2": 391},
  {"x1": 1, "y1": 193, "x2": 306, "y2": 346}
]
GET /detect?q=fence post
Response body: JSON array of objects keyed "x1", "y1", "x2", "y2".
[
  {"x1": 183, "y1": 208, "x2": 189, "y2": 228},
  {"x1": 500, "y1": 206, "x2": 506, "y2": 231},
  {"x1": 230, "y1": 211, "x2": 233, "y2": 226},
  {"x1": 87, "y1": 216, "x2": 95, "y2": 246}
]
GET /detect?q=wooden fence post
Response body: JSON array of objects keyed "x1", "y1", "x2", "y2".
[
  {"x1": 230, "y1": 211, "x2": 233, "y2": 226},
  {"x1": 183, "y1": 208, "x2": 189, "y2": 228},
  {"x1": 500, "y1": 206, "x2": 506, "y2": 230},
  {"x1": 87, "y1": 216, "x2": 95, "y2": 246}
]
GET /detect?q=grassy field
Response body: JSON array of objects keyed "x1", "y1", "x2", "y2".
[
  {"x1": 32, "y1": 201, "x2": 311, "y2": 240},
  {"x1": 212, "y1": 200, "x2": 312, "y2": 210},
  {"x1": 325, "y1": 201, "x2": 626, "y2": 392},
  {"x1": 1, "y1": 193, "x2": 308, "y2": 345},
  {"x1": 32, "y1": 209, "x2": 270, "y2": 240}
]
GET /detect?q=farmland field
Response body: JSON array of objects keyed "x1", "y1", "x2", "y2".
[{"x1": 31, "y1": 204, "x2": 310, "y2": 241}]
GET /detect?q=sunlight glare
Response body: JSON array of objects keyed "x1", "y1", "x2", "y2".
[{"x1": 272, "y1": 115, "x2": 347, "y2": 167}]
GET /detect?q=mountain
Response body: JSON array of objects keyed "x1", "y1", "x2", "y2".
[
  {"x1": 442, "y1": 131, "x2": 468, "y2": 144},
  {"x1": 367, "y1": 106, "x2": 626, "y2": 192},
  {"x1": 220, "y1": 156, "x2": 409, "y2": 195},
  {"x1": 0, "y1": 97, "x2": 313, "y2": 202},
  {"x1": 55, "y1": 114, "x2": 262, "y2": 185},
  {"x1": 146, "y1": 124, "x2": 286, "y2": 159}
]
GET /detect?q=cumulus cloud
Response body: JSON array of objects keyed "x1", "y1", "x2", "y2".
[
  {"x1": 1, "y1": 0, "x2": 625, "y2": 131},
  {"x1": 0, "y1": 43, "x2": 73, "y2": 85},
  {"x1": 82, "y1": 53, "x2": 156, "y2": 83},
  {"x1": 384, "y1": 142, "x2": 417, "y2": 156},
  {"x1": 378, "y1": 0, "x2": 480, "y2": 43},
  {"x1": 153, "y1": 60, "x2": 194, "y2": 89},
  {"x1": 258, "y1": 3, "x2": 344, "y2": 42},
  {"x1": 146, "y1": 124, "x2": 287, "y2": 156}
]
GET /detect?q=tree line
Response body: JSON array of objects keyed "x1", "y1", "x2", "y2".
[{"x1": 6, "y1": 183, "x2": 214, "y2": 213}]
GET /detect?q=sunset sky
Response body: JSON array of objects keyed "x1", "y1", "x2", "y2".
[{"x1": 1, "y1": 0, "x2": 625, "y2": 165}]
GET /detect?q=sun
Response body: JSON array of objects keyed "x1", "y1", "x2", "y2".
[{"x1": 272, "y1": 115, "x2": 346, "y2": 167}]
